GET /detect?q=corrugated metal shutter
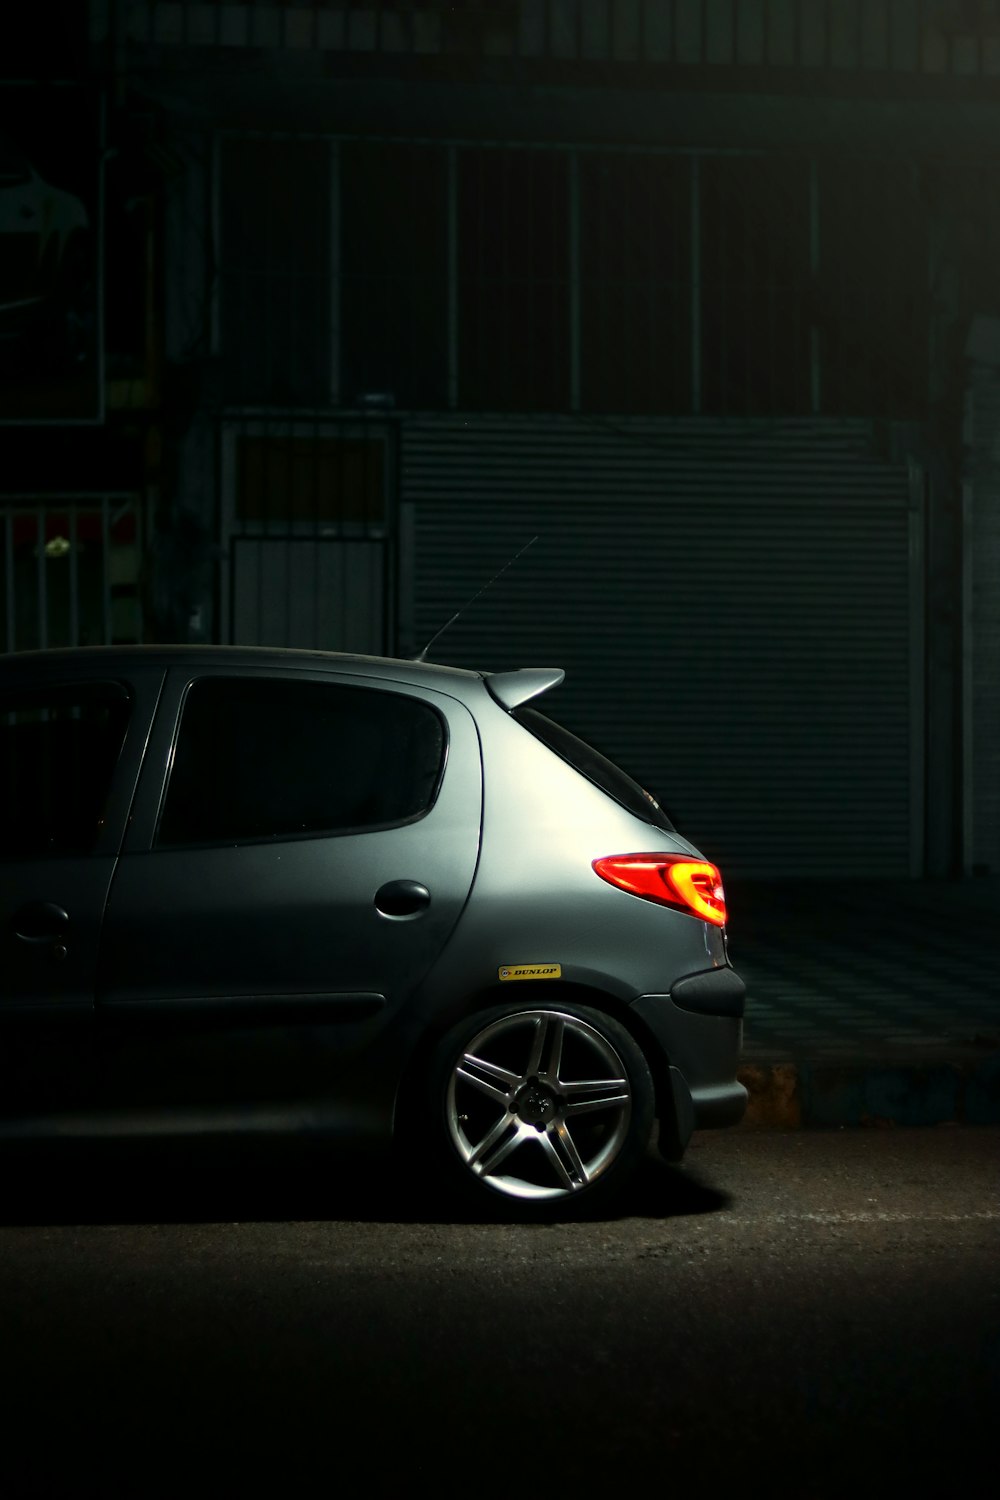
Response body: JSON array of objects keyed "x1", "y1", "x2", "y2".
[
  {"x1": 967, "y1": 367, "x2": 1000, "y2": 875},
  {"x1": 402, "y1": 414, "x2": 917, "y2": 880}
]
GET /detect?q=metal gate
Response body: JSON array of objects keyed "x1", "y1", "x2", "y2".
[
  {"x1": 231, "y1": 536, "x2": 385, "y2": 653},
  {"x1": 220, "y1": 420, "x2": 393, "y2": 654},
  {"x1": 0, "y1": 493, "x2": 144, "y2": 653}
]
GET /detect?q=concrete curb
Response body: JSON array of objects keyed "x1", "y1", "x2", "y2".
[{"x1": 737, "y1": 1051, "x2": 1000, "y2": 1129}]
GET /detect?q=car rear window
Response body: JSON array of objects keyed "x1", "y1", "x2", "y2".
[
  {"x1": 514, "y1": 707, "x2": 675, "y2": 833},
  {"x1": 157, "y1": 675, "x2": 446, "y2": 848}
]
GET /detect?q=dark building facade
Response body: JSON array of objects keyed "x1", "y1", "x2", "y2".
[{"x1": 4, "y1": 0, "x2": 1000, "y2": 878}]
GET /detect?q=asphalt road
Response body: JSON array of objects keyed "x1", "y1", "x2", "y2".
[{"x1": 2, "y1": 1127, "x2": 998, "y2": 1497}]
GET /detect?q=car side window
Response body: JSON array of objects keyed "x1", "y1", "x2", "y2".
[
  {"x1": 156, "y1": 676, "x2": 446, "y2": 848},
  {"x1": 0, "y1": 682, "x2": 131, "y2": 859}
]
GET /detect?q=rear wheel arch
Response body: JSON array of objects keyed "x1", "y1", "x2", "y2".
[
  {"x1": 444, "y1": 980, "x2": 681, "y2": 1143},
  {"x1": 393, "y1": 978, "x2": 677, "y2": 1130},
  {"x1": 392, "y1": 984, "x2": 669, "y2": 1215},
  {"x1": 393, "y1": 980, "x2": 643, "y2": 1120}
]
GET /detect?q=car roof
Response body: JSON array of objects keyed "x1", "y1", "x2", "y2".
[
  {"x1": 0, "y1": 643, "x2": 485, "y2": 689},
  {"x1": 0, "y1": 646, "x2": 569, "y2": 713}
]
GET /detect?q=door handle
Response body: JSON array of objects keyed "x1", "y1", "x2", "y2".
[
  {"x1": 12, "y1": 901, "x2": 70, "y2": 945},
  {"x1": 374, "y1": 880, "x2": 431, "y2": 919}
]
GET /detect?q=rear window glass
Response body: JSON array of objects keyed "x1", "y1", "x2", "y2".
[
  {"x1": 514, "y1": 707, "x2": 675, "y2": 833},
  {"x1": 157, "y1": 676, "x2": 446, "y2": 847}
]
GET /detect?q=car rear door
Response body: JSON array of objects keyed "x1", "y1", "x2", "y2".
[
  {"x1": 96, "y1": 665, "x2": 482, "y2": 1114},
  {"x1": 0, "y1": 668, "x2": 160, "y2": 1121}
]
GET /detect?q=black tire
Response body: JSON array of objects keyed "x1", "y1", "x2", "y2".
[{"x1": 424, "y1": 1000, "x2": 655, "y2": 1220}]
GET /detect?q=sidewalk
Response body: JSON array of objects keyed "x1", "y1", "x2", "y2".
[{"x1": 726, "y1": 877, "x2": 1000, "y2": 1128}]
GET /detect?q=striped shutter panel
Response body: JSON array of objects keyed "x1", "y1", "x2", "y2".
[{"x1": 401, "y1": 415, "x2": 917, "y2": 879}]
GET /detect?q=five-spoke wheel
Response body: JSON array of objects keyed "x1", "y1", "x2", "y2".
[{"x1": 436, "y1": 1003, "x2": 654, "y2": 1213}]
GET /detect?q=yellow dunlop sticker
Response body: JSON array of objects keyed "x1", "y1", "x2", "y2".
[{"x1": 498, "y1": 963, "x2": 562, "y2": 982}]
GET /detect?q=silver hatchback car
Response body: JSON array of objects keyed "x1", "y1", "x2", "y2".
[{"x1": 0, "y1": 646, "x2": 746, "y2": 1216}]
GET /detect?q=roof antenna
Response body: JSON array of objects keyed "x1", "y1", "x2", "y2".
[{"x1": 414, "y1": 536, "x2": 539, "y2": 662}]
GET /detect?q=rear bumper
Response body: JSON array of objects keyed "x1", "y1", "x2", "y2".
[
  {"x1": 629, "y1": 976, "x2": 748, "y2": 1154},
  {"x1": 670, "y1": 964, "x2": 746, "y2": 1018}
]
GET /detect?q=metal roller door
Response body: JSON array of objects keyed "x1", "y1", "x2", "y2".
[{"x1": 402, "y1": 415, "x2": 921, "y2": 880}]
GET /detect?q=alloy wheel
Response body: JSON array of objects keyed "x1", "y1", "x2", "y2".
[{"x1": 445, "y1": 1008, "x2": 635, "y2": 1202}]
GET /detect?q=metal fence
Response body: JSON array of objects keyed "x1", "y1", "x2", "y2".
[{"x1": 0, "y1": 494, "x2": 144, "y2": 653}]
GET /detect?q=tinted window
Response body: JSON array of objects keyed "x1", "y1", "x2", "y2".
[
  {"x1": 0, "y1": 682, "x2": 130, "y2": 858},
  {"x1": 157, "y1": 677, "x2": 446, "y2": 848},
  {"x1": 515, "y1": 707, "x2": 675, "y2": 834}
]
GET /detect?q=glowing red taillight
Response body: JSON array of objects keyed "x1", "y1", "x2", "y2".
[{"x1": 592, "y1": 853, "x2": 727, "y2": 927}]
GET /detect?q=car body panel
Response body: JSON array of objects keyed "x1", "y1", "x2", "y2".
[
  {"x1": 411, "y1": 688, "x2": 728, "y2": 1006},
  {"x1": 94, "y1": 662, "x2": 482, "y2": 1115},
  {"x1": 0, "y1": 644, "x2": 746, "y2": 1157},
  {"x1": 0, "y1": 662, "x2": 161, "y2": 1120}
]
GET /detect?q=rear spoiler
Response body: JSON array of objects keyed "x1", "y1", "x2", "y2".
[{"x1": 486, "y1": 667, "x2": 565, "y2": 711}]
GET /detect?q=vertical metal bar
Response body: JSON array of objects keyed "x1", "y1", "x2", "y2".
[
  {"x1": 690, "y1": 155, "x2": 701, "y2": 414},
  {"x1": 219, "y1": 426, "x2": 233, "y2": 643},
  {"x1": 210, "y1": 130, "x2": 222, "y2": 356},
  {"x1": 312, "y1": 418, "x2": 321, "y2": 655},
  {"x1": 477, "y1": 150, "x2": 487, "y2": 405},
  {"x1": 69, "y1": 507, "x2": 79, "y2": 646},
  {"x1": 447, "y1": 144, "x2": 458, "y2": 409},
  {"x1": 36, "y1": 509, "x2": 47, "y2": 651},
  {"x1": 916, "y1": 0, "x2": 931, "y2": 71},
  {"x1": 569, "y1": 150, "x2": 581, "y2": 412},
  {"x1": 133, "y1": 497, "x2": 143, "y2": 643},
  {"x1": 380, "y1": 532, "x2": 390, "y2": 656},
  {"x1": 647, "y1": 158, "x2": 656, "y2": 406},
  {"x1": 908, "y1": 457, "x2": 927, "y2": 877},
  {"x1": 925, "y1": 157, "x2": 934, "y2": 415},
  {"x1": 961, "y1": 476, "x2": 974, "y2": 875},
  {"x1": 809, "y1": 155, "x2": 821, "y2": 414},
  {"x1": 793, "y1": 0, "x2": 802, "y2": 66},
  {"x1": 101, "y1": 494, "x2": 112, "y2": 644},
  {"x1": 96, "y1": 91, "x2": 107, "y2": 423},
  {"x1": 397, "y1": 500, "x2": 416, "y2": 659},
  {"x1": 501, "y1": 149, "x2": 510, "y2": 404},
  {"x1": 4, "y1": 511, "x2": 14, "y2": 653},
  {"x1": 379, "y1": 426, "x2": 394, "y2": 652},
  {"x1": 330, "y1": 139, "x2": 341, "y2": 405}
]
